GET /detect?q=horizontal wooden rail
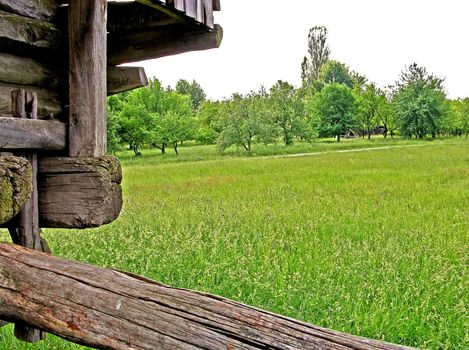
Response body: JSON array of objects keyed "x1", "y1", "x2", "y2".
[
  {"x1": 0, "y1": 243, "x2": 416, "y2": 350},
  {"x1": 0, "y1": 117, "x2": 66, "y2": 151}
]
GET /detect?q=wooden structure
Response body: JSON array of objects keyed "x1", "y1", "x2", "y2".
[{"x1": 0, "y1": 1, "x2": 416, "y2": 349}]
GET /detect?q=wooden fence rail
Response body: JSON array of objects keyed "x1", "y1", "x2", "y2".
[{"x1": 0, "y1": 243, "x2": 416, "y2": 350}]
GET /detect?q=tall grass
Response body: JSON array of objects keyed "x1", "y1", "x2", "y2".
[{"x1": 0, "y1": 139, "x2": 467, "y2": 349}]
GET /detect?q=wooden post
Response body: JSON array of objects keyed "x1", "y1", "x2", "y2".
[
  {"x1": 68, "y1": 0, "x2": 107, "y2": 157},
  {"x1": 7, "y1": 89, "x2": 50, "y2": 343}
]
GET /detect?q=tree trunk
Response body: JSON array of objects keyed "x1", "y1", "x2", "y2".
[
  {"x1": 173, "y1": 142, "x2": 178, "y2": 155},
  {"x1": 337, "y1": 134, "x2": 341, "y2": 142}
]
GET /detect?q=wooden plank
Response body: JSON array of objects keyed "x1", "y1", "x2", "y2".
[
  {"x1": 0, "y1": 10, "x2": 61, "y2": 58},
  {"x1": 0, "y1": 53, "x2": 61, "y2": 89},
  {"x1": 0, "y1": 242, "x2": 416, "y2": 350},
  {"x1": 38, "y1": 156, "x2": 122, "y2": 228},
  {"x1": 184, "y1": 0, "x2": 196, "y2": 18},
  {"x1": 108, "y1": 66, "x2": 149, "y2": 95},
  {"x1": 7, "y1": 89, "x2": 48, "y2": 343},
  {"x1": 68, "y1": 0, "x2": 107, "y2": 157},
  {"x1": 0, "y1": 156, "x2": 31, "y2": 225},
  {"x1": 212, "y1": 0, "x2": 221, "y2": 11},
  {"x1": 0, "y1": 83, "x2": 62, "y2": 119},
  {"x1": 0, "y1": 117, "x2": 66, "y2": 151},
  {"x1": 0, "y1": 0, "x2": 57, "y2": 21},
  {"x1": 109, "y1": 24, "x2": 223, "y2": 65},
  {"x1": 108, "y1": 1, "x2": 181, "y2": 34},
  {"x1": 0, "y1": 53, "x2": 143, "y2": 96}
]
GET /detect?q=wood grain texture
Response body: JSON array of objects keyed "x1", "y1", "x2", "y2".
[
  {"x1": 68, "y1": 0, "x2": 107, "y2": 157},
  {"x1": 0, "y1": 83, "x2": 62, "y2": 118},
  {"x1": 109, "y1": 23, "x2": 223, "y2": 65},
  {"x1": 38, "y1": 156, "x2": 122, "y2": 228},
  {"x1": 0, "y1": 52, "x2": 143, "y2": 96},
  {"x1": 0, "y1": 156, "x2": 31, "y2": 225},
  {"x1": 0, "y1": 53, "x2": 61, "y2": 89},
  {"x1": 0, "y1": 0, "x2": 57, "y2": 21},
  {"x1": 0, "y1": 242, "x2": 417, "y2": 350},
  {"x1": 0, "y1": 117, "x2": 66, "y2": 151},
  {"x1": 107, "y1": 66, "x2": 149, "y2": 95},
  {"x1": 0, "y1": 10, "x2": 61, "y2": 57}
]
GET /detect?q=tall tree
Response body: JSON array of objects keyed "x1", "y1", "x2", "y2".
[
  {"x1": 312, "y1": 83, "x2": 357, "y2": 142},
  {"x1": 301, "y1": 26, "x2": 330, "y2": 86}
]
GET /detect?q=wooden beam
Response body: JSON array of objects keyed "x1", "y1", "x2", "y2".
[
  {"x1": 107, "y1": 66, "x2": 149, "y2": 95},
  {"x1": 212, "y1": 0, "x2": 221, "y2": 11},
  {"x1": 0, "y1": 53, "x2": 61, "y2": 89},
  {"x1": 0, "y1": 83, "x2": 63, "y2": 119},
  {"x1": 0, "y1": 53, "x2": 145, "y2": 95},
  {"x1": 0, "y1": 156, "x2": 31, "y2": 225},
  {"x1": 109, "y1": 23, "x2": 223, "y2": 65},
  {"x1": 38, "y1": 156, "x2": 122, "y2": 228},
  {"x1": 0, "y1": 117, "x2": 66, "y2": 151},
  {"x1": 68, "y1": 0, "x2": 107, "y2": 157},
  {"x1": 0, "y1": 242, "x2": 416, "y2": 350},
  {"x1": 0, "y1": 0, "x2": 57, "y2": 21},
  {"x1": 0, "y1": 10, "x2": 61, "y2": 58}
]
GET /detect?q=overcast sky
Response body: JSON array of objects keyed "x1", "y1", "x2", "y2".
[{"x1": 138, "y1": 0, "x2": 469, "y2": 100}]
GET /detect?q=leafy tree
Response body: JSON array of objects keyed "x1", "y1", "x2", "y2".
[
  {"x1": 217, "y1": 94, "x2": 261, "y2": 152},
  {"x1": 375, "y1": 89, "x2": 397, "y2": 138},
  {"x1": 356, "y1": 83, "x2": 382, "y2": 139},
  {"x1": 301, "y1": 26, "x2": 330, "y2": 86},
  {"x1": 447, "y1": 98, "x2": 469, "y2": 138},
  {"x1": 318, "y1": 60, "x2": 354, "y2": 88},
  {"x1": 269, "y1": 81, "x2": 305, "y2": 145},
  {"x1": 175, "y1": 79, "x2": 206, "y2": 110},
  {"x1": 312, "y1": 83, "x2": 357, "y2": 142},
  {"x1": 393, "y1": 64, "x2": 447, "y2": 138},
  {"x1": 195, "y1": 100, "x2": 225, "y2": 144}
]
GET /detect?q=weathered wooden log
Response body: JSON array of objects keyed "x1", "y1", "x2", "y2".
[
  {"x1": 0, "y1": 83, "x2": 62, "y2": 118},
  {"x1": 0, "y1": 156, "x2": 31, "y2": 225},
  {"x1": 37, "y1": 156, "x2": 122, "y2": 228},
  {"x1": 0, "y1": 10, "x2": 61, "y2": 58},
  {"x1": 107, "y1": 66, "x2": 149, "y2": 95},
  {"x1": 109, "y1": 23, "x2": 223, "y2": 65},
  {"x1": 0, "y1": 243, "x2": 416, "y2": 350},
  {"x1": 0, "y1": 53, "x2": 146, "y2": 95},
  {"x1": 0, "y1": 117, "x2": 66, "y2": 151},
  {"x1": 0, "y1": 0, "x2": 57, "y2": 21},
  {"x1": 68, "y1": 0, "x2": 107, "y2": 157}
]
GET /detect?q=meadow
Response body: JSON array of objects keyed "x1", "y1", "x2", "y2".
[{"x1": 0, "y1": 138, "x2": 467, "y2": 349}]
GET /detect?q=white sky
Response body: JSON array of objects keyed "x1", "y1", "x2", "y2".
[{"x1": 138, "y1": 0, "x2": 469, "y2": 100}]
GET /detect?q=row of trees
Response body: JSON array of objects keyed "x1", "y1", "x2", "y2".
[{"x1": 107, "y1": 26, "x2": 469, "y2": 155}]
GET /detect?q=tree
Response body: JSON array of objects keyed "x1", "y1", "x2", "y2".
[
  {"x1": 301, "y1": 26, "x2": 330, "y2": 86},
  {"x1": 269, "y1": 81, "x2": 305, "y2": 145},
  {"x1": 356, "y1": 83, "x2": 382, "y2": 139},
  {"x1": 375, "y1": 88, "x2": 396, "y2": 138},
  {"x1": 393, "y1": 64, "x2": 447, "y2": 138},
  {"x1": 312, "y1": 83, "x2": 357, "y2": 142},
  {"x1": 318, "y1": 60, "x2": 354, "y2": 88},
  {"x1": 195, "y1": 100, "x2": 225, "y2": 144},
  {"x1": 175, "y1": 79, "x2": 206, "y2": 110},
  {"x1": 217, "y1": 94, "x2": 260, "y2": 152}
]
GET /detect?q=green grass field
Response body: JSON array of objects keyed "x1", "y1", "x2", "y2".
[{"x1": 0, "y1": 139, "x2": 468, "y2": 349}]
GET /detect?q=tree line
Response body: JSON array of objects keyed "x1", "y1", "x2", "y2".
[{"x1": 107, "y1": 26, "x2": 469, "y2": 155}]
